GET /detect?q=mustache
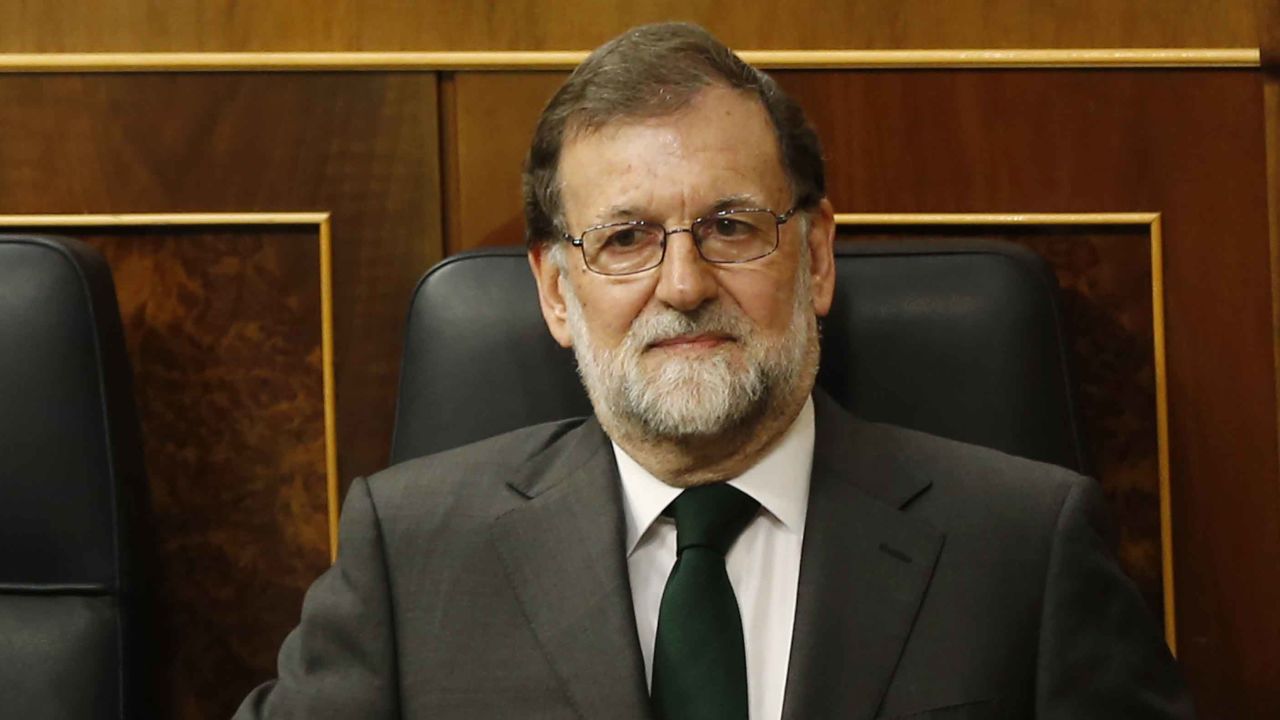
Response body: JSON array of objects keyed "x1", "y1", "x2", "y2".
[{"x1": 626, "y1": 303, "x2": 753, "y2": 349}]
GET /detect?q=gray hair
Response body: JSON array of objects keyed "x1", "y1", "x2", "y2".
[{"x1": 522, "y1": 22, "x2": 826, "y2": 247}]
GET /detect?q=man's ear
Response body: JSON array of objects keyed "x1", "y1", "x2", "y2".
[
  {"x1": 807, "y1": 198, "x2": 837, "y2": 318},
  {"x1": 528, "y1": 242, "x2": 575, "y2": 348}
]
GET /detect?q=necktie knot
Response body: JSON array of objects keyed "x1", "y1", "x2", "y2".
[{"x1": 668, "y1": 483, "x2": 760, "y2": 556}]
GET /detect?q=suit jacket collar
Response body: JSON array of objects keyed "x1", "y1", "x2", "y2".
[
  {"x1": 493, "y1": 395, "x2": 946, "y2": 720},
  {"x1": 811, "y1": 391, "x2": 934, "y2": 508},
  {"x1": 492, "y1": 417, "x2": 653, "y2": 719},
  {"x1": 780, "y1": 391, "x2": 944, "y2": 720}
]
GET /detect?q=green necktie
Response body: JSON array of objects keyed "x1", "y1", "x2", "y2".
[{"x1": 651, "y1": 483, "x2": 760, "y2": 720}]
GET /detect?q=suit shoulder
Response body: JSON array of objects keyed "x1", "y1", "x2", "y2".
[
  {"x1": 849, "y1": 419, "x2": 1111, "y2": 574},
  {"x1": 884, "y1": 420, "x2": 1082, "y2": 479},
  {"x1": 363, "y1": 416, "x2": 590, "y2": 502},
  {"x1": 856, "y1": 418, "x2": 1091, "y2": 513}
]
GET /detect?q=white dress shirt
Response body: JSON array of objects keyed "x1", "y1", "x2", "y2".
[{"x1": 614, "y1": 395, "x2": 814, "y2": 720}]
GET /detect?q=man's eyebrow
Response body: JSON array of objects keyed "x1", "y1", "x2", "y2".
[
  {"x1": 591, "y1": 194, "x2": 766, "y2": 225},
  {"x1": 707, "y1": 194, "x2": 765, "y2": 213},
  {"x1": 591, "y1": 205, "x2": 644, "y2": 224}
]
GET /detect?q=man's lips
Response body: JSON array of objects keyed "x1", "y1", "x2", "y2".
[{"x1": 647, "y1": 333, "x2": 734, "y2": 351}]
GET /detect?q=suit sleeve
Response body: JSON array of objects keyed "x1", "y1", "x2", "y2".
[
  {"x1": 1035, "y1": 476, "x2": 1195, "y2": 719},
  {"x1": 233, "y1": 476, "x2": 400, "y2": 719}
]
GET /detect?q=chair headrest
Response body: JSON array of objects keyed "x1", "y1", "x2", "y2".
[
  {"x1": 0, "y1": 235, "x2": 146, "y2": 590},
  {"x1": 392, "y1": 240, "x2": 1084, "y2": 472}
]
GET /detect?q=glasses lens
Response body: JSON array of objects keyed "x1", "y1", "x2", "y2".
[
  {"x1": 693, "y1": 211, "x2": 779, "y2": 263},
  {"x1": 582, "y1": 222, "x2": 665, "y2": 275}
]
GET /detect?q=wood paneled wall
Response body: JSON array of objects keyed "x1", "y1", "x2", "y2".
[
  {"x1": 0, "y1": 72, "x2": 441, "y2": 716},
  {"x1": 1262, "y1": 1, "x2": 1280, "y2": 470},
  {"x1": 3, "y1": 2, "x2": 1279, "y2": 718},
  {"x1": 0, "y1": 0, "x2": 1263, "y2": 51},
  {"x1": 92, "y1": 226, "x2": 331, "y2": 717}
]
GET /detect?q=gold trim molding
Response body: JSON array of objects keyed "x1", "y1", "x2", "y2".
[
  {"x1": 0, "y1": 48, "x2": 1260, "y2": 72},
  {"x1": 834, "y1": 211, "x2": 1176, "y2": 655},
  {"x1": 0, "y1": 211, "x2": 342, "y2": 562}
]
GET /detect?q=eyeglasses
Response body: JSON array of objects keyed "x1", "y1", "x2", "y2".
[{"x1": 562, "y1": 206, "x2": 800, "y2": 276}]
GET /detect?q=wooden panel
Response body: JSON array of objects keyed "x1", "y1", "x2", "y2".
[
  {"x1": 447, "y1": 68, "x2": 1280, "y2": 716},
  {"x1": 445, "y1": 72, "x2": 566, "y2": 253},
  {"x1": 0, "y1": 72, "x2": 442, "y2": 486},
  {"x1": 102, "y1": 227, "x2": 328, "y2": 719},
  {"x1": 1261, "y1": 0, "x2": 1280, "y2": 468},
  {"x1": 0, "y1": 73, "x2": 441, "y2": 717},
  {"x1": 1262, "y1": 0, "x2": 1280, "y2": 66},
  {"x1": 0, "y1": 0, "x2": 1261, "y2": 52}
]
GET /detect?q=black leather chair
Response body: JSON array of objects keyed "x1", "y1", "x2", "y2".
[
  {"x1": 0, "y1": 235, "x2": 152, "y2": 719},
  {"x1": 391, "y1": 239, "x2": 1086, "y2": 474}
]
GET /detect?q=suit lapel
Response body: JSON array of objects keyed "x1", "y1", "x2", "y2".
[
  {"x1": 782, "y1": 394, "x2": 945, "y2": 720},
  {"x1": 491, "y1": 418, "x2": 652, "y2": 720}
]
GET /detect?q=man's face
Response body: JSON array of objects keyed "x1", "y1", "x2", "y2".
[{"x1": 530, "y1": 85, "x2": 836, "y2": 440}]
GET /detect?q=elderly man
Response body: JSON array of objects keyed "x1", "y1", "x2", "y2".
[{"x1": 236, "y1": 23, "x2": 1193, "y2": 720}]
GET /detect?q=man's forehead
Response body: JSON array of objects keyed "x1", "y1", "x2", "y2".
[
  {"x1": 565, "y1": 85, "x2": 771, "y2": 142},
  {"x1": 558, "y1": 87, "x2": 788, "y2": 222}
]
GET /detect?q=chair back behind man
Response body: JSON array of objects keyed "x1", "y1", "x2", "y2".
[
  {"x1": 391, "y1": 239, "x2": 1086, "y2": 473},
  {"x1": 0, "y1": 235, "x2": 152, "y2": 720}
]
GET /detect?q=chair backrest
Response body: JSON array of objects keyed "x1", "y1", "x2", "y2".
[
  {"x1": 0, "y1": 235, "x2": 151, "y2": 719},
  {"x1": 391, "y1": 239, "x2": 1086, "y2": 473}
]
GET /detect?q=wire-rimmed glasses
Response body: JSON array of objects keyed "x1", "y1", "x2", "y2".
[{"x1": 562, "y1": 206, "x2": 799, "y2": 276}]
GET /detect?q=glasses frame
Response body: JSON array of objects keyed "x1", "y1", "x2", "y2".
[{"x1": 561, "y1": 205, "x2": 801, "y2": 276}]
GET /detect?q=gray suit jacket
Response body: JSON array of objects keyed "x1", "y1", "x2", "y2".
[{"x1": 236, "y1": 394, "x2": 1193, "y2": 719}]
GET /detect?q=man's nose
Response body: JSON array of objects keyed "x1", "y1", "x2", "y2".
[{"x1": 654, "y1": 231, "x2": 718, "y2": 312}]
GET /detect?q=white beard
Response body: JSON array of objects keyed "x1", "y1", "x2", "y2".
[{"x1": 560, "y1": 256, "x2": 817, "y2": 441}]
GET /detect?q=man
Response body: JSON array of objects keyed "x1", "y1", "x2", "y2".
[{"x1": 236, "y1": 23, "x2": 1193, "y2": 720}]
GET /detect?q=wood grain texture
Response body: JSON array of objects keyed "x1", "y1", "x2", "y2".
[
  {"x1": 0, "y1": 0, "x2": 1261, "y2": 52},
  {"x1": 1269, "y1": 78, "x2": 1280, "y2": 517},
  {"x1": 1268, "y1": 74, "x2": 1280, "y2": 491},
  {"x1": 0, "y1": 72, "x2": 442, "y2": 485},
  {"x1": 1260, "y1": 0, "x2": 1280, "y2": 497},
  {"x1": 1261, "y1": 0, "x2": 1280, "y2": 67},
  {"x1": 447, "y1": 68, "x2": 1280, "y2": 715},
  {"x1": 0, "y1": 73, "x2": 441, "y2": 716},
  {"x1": 84, "y1": 228, "x2": 327, "y2": 719},
  {"x1": 445, "y1": 72, "x2": 566, "y2": 253}
]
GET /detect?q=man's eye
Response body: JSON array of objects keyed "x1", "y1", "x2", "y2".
[
  {"x1": 711, "y1": 218, "x2": 754, "y2": 238},
  {"x1": 604, "y1": 228, "x2": 644, "y2": 248}
]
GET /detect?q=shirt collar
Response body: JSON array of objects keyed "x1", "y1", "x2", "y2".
[{"x1": 614, "y1": 395, "x2": 815, "y2": 556}]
